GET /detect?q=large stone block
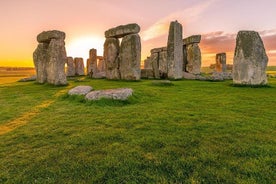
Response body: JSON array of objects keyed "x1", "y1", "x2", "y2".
[
  {"x1": 233, "y1": 31, "x2": 268, "y2": 85},
  {"x1": 159, "y1": 49, "x2": 168, "y2": 78},
  {"x1": 167, "y1": 21, "x2": 183, "y2": 79},
  {"x1": 185, "y1": 44, "x2": 201, "y2": 75},
  {"x1": 120, "y1": 34, "x2": 141, "y2": 80},
  {"x1": 150, "y1": 52, "x2": 160, "y2": 79},
  {"x1": 104, "y1": 38, "x2": 120, "y2": 79},
  {"x1": 74, "y1": 58, "x2": 85, "y2": 76},
  {"x1": 105, "y1": 23, "x2": 140, "y2": 38},
  {"x1": 66, "y1": 57, "x2": 75, "y2": 77},
  {"x1": 87, "y1": 49, "x2": 97, "y2": 78},
  {"x1": 33, "y1": 43, "x2": 48, "y2": 83},
  {"x1": 37, "y1": 30, "x2": 65, "y2": 43},
  {"x1": 183, "y1": 35, "x2": 201, "y2": 45},
  {"x1": 215, "y1": 53, "x2": 226, "y2": 73}
]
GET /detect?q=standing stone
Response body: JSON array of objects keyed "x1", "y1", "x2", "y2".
[
  {"x1": 233, "y1": 31, "x2": 268, "y2": 85},
  {"x1": 33, "y1": 30, "x2": 67, "y2": 85},
  {"x1": 215, "y1": 53, "x2": 226, "y2": 73},
  {"x1": 87, "y1": 49, "x2": 97, "y2": 78},
  {"x1": 159, "y1": 47, "x2": 168, "y2": 78},
  {"x1": 66, "y1": 57, "x2": 75, "y2": 77},
  {"x1": 143, "y1": 57, "x2": 152, "y2": 69},
  {"x1": 183, "y1": 35, "x2": 201, "y2": 75},
  {"x1": 167, "y1": 21, "x2": 183, "y2": 79},
  {"x1": 120, "y1": 34, "x2": 141, "y2": 80},
  {"x1": 150, "y1": 51, "x2": 160, "y2": 79},
  {"x1": 104, "y1": 38, "x2": 120, "y2": 79},
  {"x1": 74, "y1": 58, "x2": 85, "y2": 76},
  {"x1": 97, "y1": 56, "x2": 105, "y2": 72}
]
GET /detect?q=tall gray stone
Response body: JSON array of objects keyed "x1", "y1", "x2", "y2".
[
  {"x1": 74, "y1": 58, "x2": 85, "y2": 76},
  {"x1": 150, "y1": 52, "x2": 160, "y2": 79},
  {"x1": 66, "y1": 57, "x2": 75, "y2": 77},
  {"x1": 233, "y1": 31, "x2": 268, "y2": 85},
  {"x1": 105, "y1": 23, "x2": 140, "y2": 38},
  {"x1": 33, "y1": 30, "x2": 67, "y2": 85},
  {"x1": 97, "y1": 56, "x2": 105, "y2": 72},
  {"x1": 167, "y1": 21, "x2": 183, "y2": 79},
  {"x1": 143, "y1": 57, "x2": 152, "y2": 69},
  {"x1": 104, "y1": 38, "x2": 120, "y2": 79},
  {"x1": 87, "y1": 49, "x2": 97, "y2": 78},
  {"x1": 183, "y1": 35, "x2": 202, "y2": 75},
  {"x1": 120, "y1": 34, "x2": 141, "y2": 80},
  {"x1": 215, "y1": 53, "x2": 226, "y2": 73},
  {"x1": 159, "y1": 47, "x2": 168, "y2": 78}
]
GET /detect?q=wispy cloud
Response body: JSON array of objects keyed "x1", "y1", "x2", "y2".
[{"x1": 141, "y1": 0, "x2": 219, "y2": 41}]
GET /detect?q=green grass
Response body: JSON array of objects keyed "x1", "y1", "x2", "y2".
[{"x1": 0, "y1": 77, "x2": 276, "y2": 183}]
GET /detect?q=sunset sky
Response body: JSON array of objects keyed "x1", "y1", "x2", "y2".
[{"x1": 1, "y1": 0, "x2": 276, "y2": 67}]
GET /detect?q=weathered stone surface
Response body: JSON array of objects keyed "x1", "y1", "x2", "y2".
[
  {"x1": 105, "y1": 23, "x2": 140, "y2": 38},
  {"x1": 85, "y1": 88, "x2": 133, "y2": 100},
  {"x1": 120, "y1": 34, "x2": 141, "y2": 80},
  {"x1": 215, "y1": 53, "x2": 227, "y2": 73},
  {"x1": 143, "y1": 57, "x2": 152, "y2": 69},
  {"x1": 74, "y1": 58, "x2": 85, "y2": 76},
  {"x1": 68, "y1": 86, "x2": 93, "y2": 95},
  {"x1": 185, "y1": 44, "x2": 201, "y2": 75},
  {"x1": 18, "y1": 75, "x2": 36, "y2": 82},
  {"x1": 233, "y1": 31, "x2": 268, "y2": 85},
  {"x1": 37, "y1": 30, "x2": 65, "y2": 43},
  {"x1": 87, "y1": 49, "x2": 97, "y2": 78},
  {"x1": 66, "y1": 57, "x2": 75, "y2": 77},
  {"x1": 97, "y1": 57, "x2": 105, "y2": 72},
  {"x1": 104, "y1": 38, "x2": 120, "y2": 79},
  {"x1": 183, "y1": 35, "x2": 201, "y2": 45},
  {"x1": 141, "y1": 69, "x2": 154, "y2": 79},
  {"x1": 150, "y1": 52, "x2": 160, "y2": 79},
  {"x1": 33, "y1": 43, "x2": 48, "y2": 83},
  {"x1": 167, "y1": 21, "x2": 183, "y2": 79},
  {"x1": 159, "y1": 50, "x2": 168, "y2": 78}
]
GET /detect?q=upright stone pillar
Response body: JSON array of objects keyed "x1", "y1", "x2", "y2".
[
  {"x1": 183, "y1": 35, "x2": 201, "y2": 75},
  {"x1": 97, "y1": 56, "x2": 105, "y2": 72},
  {"x1": 104, "y1": 38, "x2": 120, "y2": 79},
  {"x1": 233, "y1": 31, "x2": 268, "y2": 85},
  {"x1": 66, "y1": 57, "x2": 75, "y2": 77},
  {"x1": 150, "y1": 50, "x2": 160, "y2": 79},
  {"x1": 33, "y1": 30, "x2": 67, "y2": 85},
  {"x1": 167, "y1": 21, "x2": 183, "y2": 79},
  {"x1": 87, "y1": 49, "x2": 97, "y2": 78},
  {"x1": 74, "y1": 57, "x2": 85, "y2": 76},
  {"x1": 215, "y1": 53, "x2": 226, "y2": 73}
]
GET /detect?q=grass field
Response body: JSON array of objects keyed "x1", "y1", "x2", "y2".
[{"x1": 0, "y1": 72, "x2": 276, "y2": 183}]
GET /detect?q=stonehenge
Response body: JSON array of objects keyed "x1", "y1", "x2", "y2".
[
  {"x1": 87, "y1": 49, "x2": 97, "y2": 78},
  {"x1": 74, "y1": 57, "x2": 85, "y2": 76},
  {"x1": 233, "y1": 31, "x2": 268, "y2": 85},
  {"x1": 183, "y1": 35, "x2": 202, "y2": 75},
  {"x1": 66, "y1": 57, "x2": 75, "y2": 77},
  {"x1": 104, "y1": 23, "x2": 141, "y2": 80},
  {"x1": 33, "y1": 30, "x2": 67, "y2": 85},
  {"x1": 215, "y1": 53, "x2": 227, "y2": 73}
]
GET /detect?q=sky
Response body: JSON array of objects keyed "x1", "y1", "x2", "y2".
[{"x1": 1, "y1": 0, "x2": 276, "y2": 67}]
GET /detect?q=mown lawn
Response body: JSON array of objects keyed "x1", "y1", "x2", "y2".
[{"x1": 0, "y1": 77, "x2": 275, "y2": 183}]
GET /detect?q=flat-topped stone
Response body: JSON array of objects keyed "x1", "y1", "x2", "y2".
[
  {"x1": 150, "y1": 47, "x2": 167, "y2": 54},
  {"x1": 37, "y1": 30, "x2": 65, "y2": 43},
  {"x1": 68, "y1": 86, "x2": 93, "y2": 95},
  {"x1": 85, "y1": 88, "x2": 133, "y2": 100},
  {"x1": 183, "y1": 35, "x2": 201, "y2": 45},
  {"x1": 105, "y1": 23, "x2": 140, "y2": 38}
]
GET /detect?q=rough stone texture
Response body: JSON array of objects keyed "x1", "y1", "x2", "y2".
[
  {"x1": 104, "y1": 38, "x2": 120, "y2": 79},
  {"x1": 97, "y1": 56, "x2": 105, "y2": 72},
  {"x1": 105, "y1": 23, "x2": 140, "y2": 38},
  {"x1": 183, "y1": 35, "x2": 201, "y2": 45},
  {"x1": 141, "y1": 69, "x2": 154, "y2": 79},
  {"x1": 233, "y1": 31, "x2": 268, "y2": 85},
  {"x1": 68, "y1": 86, "x2": 93, "y2": 95},
  {"x1": 120, "y1": 34, "x2": 141, "y2": 80},
  {"x1": 159, "y1": 49, "x2": 168, "y2": 78},
  {"x1": 216, "y1": 53, "x2": 227, "y2": 73},
  {"x1": 185, "y1": 44, "x2": 201, "y2": 75},
  {"x1": 150, "y1": 52, "x2": 160, "y2": 79},
  {"x1": 87, "y1": 49, "x2": 98, "y2": 78},
  {"x1": 66, "y1": 57, "x2": 75, "y2": 77},
  {"x1": 33, "y1": 30, "x2": 67, "y2": 85},
  {"x1": 18, "y1": 75, "x2": 36, "y2": 82},
  {"x1": 85, "y1": 88, "x2": 133, "y2": 101},
  {"x1": 167, "y1": 21, "x2": 183, "y2": 79},
  {"x1": 33, "y1": 43, "x2": 48, "y2": 83},
  {"x1": 74, "y1": 58, "x2": 85, "y2": 76},
  {"x1": 143, "y1": 57, "x2": 152, "y2": 69},
  {"x1": 37, "y1": 30, "x2": 65, "y2": 43}
]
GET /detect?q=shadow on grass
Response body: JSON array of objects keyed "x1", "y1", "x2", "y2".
[{"x1": 230, "y1": 83, "x2": 272, "y2": 88}]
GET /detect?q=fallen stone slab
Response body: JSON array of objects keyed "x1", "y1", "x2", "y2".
[
  {"x1": 68, "y1": 86, "x2": 93, "y2": 95},
  {"x1": 105, "y1": 23, "x2": 140, "y2": 38},
  {"x1": 85, "y1": 88, "x2": 133, "y2": 101}
]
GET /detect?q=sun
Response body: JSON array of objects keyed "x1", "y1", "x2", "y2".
[{"x1": 66, "y1": 36, "x2": 104, "y2": 64}]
